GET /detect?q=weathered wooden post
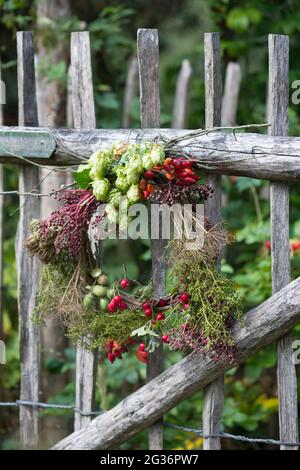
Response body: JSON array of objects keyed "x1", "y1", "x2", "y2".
[
  {"x1": 122, "y1": 56, "x2": 138, "y2": 128},
  {"x1": 137, "y1": 28, "x2": 164, "y2": 450},
  {"x1": 71, "y1": 31, "x2": 98, "y2": 431},
  {"x1": 268, "y1": 33, "x2": 299, "y2": 450},
  {"x1": 221, "y1": 62, "x2": 241, "y2": 127},
  {"x1": 202, "y1": 32, "x2": 223, "y2": 451},
  {"x1": 16, "y1": 31, "x2": 41, "y2": 449},
  {"x1": 172, "y1": 59, "x2": 193, "y2": 129}
]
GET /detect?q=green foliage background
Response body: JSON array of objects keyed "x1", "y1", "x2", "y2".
[{"x1": 0, "y1": 0, "x2": 300, "y2": 450}]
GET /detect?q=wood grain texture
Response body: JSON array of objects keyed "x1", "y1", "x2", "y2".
[
  {"x1": 3, "y1": 127, "x2": 300, "y2": 181},
  {"x1": 137, "y1": 27, "x2": 164, "y2": 450},
  {"x1": 52, "y1": 275, "x2": 300, "y2": 450},
  {"x1": 172, "y1": 59, "x2": 192, "y2": 129},
  {"x1": 268, "y1": 33, "x2": 298, "y2": 451},
  {"x1": 71, "y1": 32, "x2": 98, "y2": 432},
  {"x1": 0, "y1": 129, "x2": 55, "y2": 159},
  {"x1": 16, "y1": 31, "x2": 40, "y2": 449},
  {"x1": 203, "y1": 32, "x2": 223, "y2": 450},
  {"x1": 221, "y1": 62, "x2": 241, "y2": 127},
  {"x1": 71, "y1": 32, "x2": 96, "y2": 129},
  {"x1": 137, "y1": 29, "x2": 160, "y2": 128}
]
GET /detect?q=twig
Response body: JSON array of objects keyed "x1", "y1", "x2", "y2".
[
  {"x1": 164, "y1": 123, "x2": 270, "y2": 149},
  {"x1": 0, "y1": 183, "x2": 76, "y2": 198}
]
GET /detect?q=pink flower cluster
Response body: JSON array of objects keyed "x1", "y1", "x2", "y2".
[{"x1": 39, "y1": 190, "x2": 100, "y2": 257}]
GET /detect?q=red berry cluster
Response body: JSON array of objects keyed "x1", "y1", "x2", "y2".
[
  {"x1": 140, "y1": 157, "x2": 213, "y2": 205},
  {"x1": 107, "y1": 279, "x2": 131, "y2": 313},
  {"x1": 139, "y1": 178, "x2": 155, "y2": 199},
  {"x1": 104, "y1": 275, "x2": 191, "y2": 364},
  {"x1": 105, "y1": 341, "x2": 128, "y2": 363},
  {"x1": 108, "y1": 294, "x2": 128, "y2": 313},
  {"x1": 143, "y1": 157, "x2": 200, "y2": 186},
  {"x1": 141, "y1": 301, "x2": 166, "y2": 323},
  {"x1": 162, "y1": 157, "x2": 200, "y2": 185},
  {"x1": 177, "y1": 292, "x2": 190, "y2": 309}
]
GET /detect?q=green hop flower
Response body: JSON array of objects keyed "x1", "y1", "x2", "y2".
[
  {"x1": 142, "y1": 153, "x2": 154, "y2": 170},
  {"x1": 88, "y1": 150, "x2": 111, "y2": 179},
  {"x1": 142, "y1": 144, "x2": 164, "y2": 169},
  {"x1": 127, "y1": 184, "x2": 141, "y2": 204},
  {"x1": 115, "y1": 175, "x2": 130, "y2": 192},
  {"x1": 107, "y1": 189, "x2": 123, "y2": 208},
  {"x1": 150, "y1": 144, "x2": 165, "y2": 165},
  {"x1": 125, "y1": 156, "x2": 144, "y2": 184},
  {"x1": 92, "y1": 178, "x2": 110, "y2": 201}
]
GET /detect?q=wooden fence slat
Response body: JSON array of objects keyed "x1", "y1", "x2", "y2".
[
  {"x1": 70, "y1": 31, "x2": 98, "y2": 431},
  {"x1": 16, "y1": 31, "x2": 40, "y2": 449},
  {"x1": 221, "y1": 62, "x2": 241, "y2": 127},
  {"x1": 202, "y1": 32, "x2": 223, "y2": 451},
  {"x1": 172, "y1": 59, "x2": 193, "y2": 129},
  {"x1": 137, "y1": 28, "x2": 164, "y2": 450},
  {"x1": 268, "y1": 33, "x2": 299, "y2": 451},
  {"x1": 122, "y1": 56, "x2": 138, "y2": 128},
  {"x1": 52, "y1": 274, "x2": 300, "y2": 450}
]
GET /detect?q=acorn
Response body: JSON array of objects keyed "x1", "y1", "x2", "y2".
[
  {"x1": 91, "y1": 268, "x2": 102, "y2": 279},
  {"x1": 100, "y1": 298, "x2": 109, "y2": 311},
  {"x1": 83, "y1": 293, "x2": 94, "y2": 308},
  {"x1": 93, "y1": 285, "x2": 107, "y2": 297},
  {"x1": 98, "y1": 274, "x2": 109, "y2": 286}
]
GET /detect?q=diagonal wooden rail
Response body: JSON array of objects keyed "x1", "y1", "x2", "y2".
[{"x1": 52, "y1": 276, "x2": 300, "y2": 450}]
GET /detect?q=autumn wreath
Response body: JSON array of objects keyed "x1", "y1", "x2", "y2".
[{"x1": 26, "y1": 142, "x2": 242, "y2": 365}]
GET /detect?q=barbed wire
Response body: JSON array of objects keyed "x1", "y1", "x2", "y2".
[
  {"x1": 164, "y1": 423, "x2": 300, "y2": 447},
  {"x1": 0, "y1": 399, "x2": 299, "y2": 447},
  {"x1": 0, "y1": 400, "x2": 103, "y2": 417}
]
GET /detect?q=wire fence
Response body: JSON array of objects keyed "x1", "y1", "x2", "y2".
[{"x1": 1, "y1": 399, "x2": 300, "y2": 447}]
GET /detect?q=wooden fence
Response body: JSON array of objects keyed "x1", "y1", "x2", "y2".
[{"x1": 0, "y1": 28, "x2": 299, "y2": 450}]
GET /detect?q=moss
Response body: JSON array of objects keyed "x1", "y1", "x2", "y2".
[
  {"x1": 70, "y1": 310, "x2": 148, "y2": 349},
  {"x1": 167, "y1": 241, "x2": 243, "y2": 351},
  {"x1": 32, "y1": 262, "x2": 75, "y2": 325}
]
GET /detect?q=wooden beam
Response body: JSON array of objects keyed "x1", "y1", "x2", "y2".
[
  {"x1": 0, "y1": 129, "x2": 55, "y2": 160},
  {"x1": 52, "y1": 275, "x2": 300, "y2": 450},
  {"x1": 2, "y1": 127, "x2": 300, "y2": 182}
]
